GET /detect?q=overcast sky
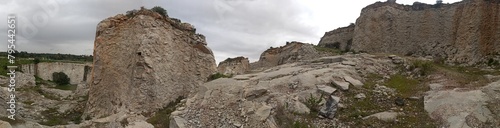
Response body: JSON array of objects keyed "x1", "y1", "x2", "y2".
[{"x1": 1, "y1": 0, "x2": 460, "y2": 63}]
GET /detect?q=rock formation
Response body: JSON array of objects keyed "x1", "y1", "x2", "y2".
[
  {"x1": 320, "y1": 0, "x2": 500, "y2": 65},
  {"x1": 251, "y1": 41, "x2": 319, "y2": 70},
  {"x1": 217, "y1": 56, "x2": 250, "y2": 75},
  {"x1": 318, "y1": 23, "x2": 355, "y2": 52},
  {"x1": 85, "y1": 8, "x2": 217, "y2": 118}
]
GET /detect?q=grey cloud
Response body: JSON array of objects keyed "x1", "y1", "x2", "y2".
[{"x1": 2, "y1": 0, "x2": 329, "y2": 63}]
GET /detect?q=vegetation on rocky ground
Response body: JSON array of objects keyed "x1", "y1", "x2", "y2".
[
  {"x1": 274, "y1": 105, "x2": 314, "y2": 128},
  {"x1": 151, "y1": 6, "x2": 168, "y2": 17},
  {"x1": 0, "y1": 117, "x2": 26, "y2": 125},
  {"x1": 208, "y1": 73, "x2": 232, "y2": 81},
  {"x1": 313, "y1": 46, "x2": 342, "y2": 55},
  {"x1": 146, "y1": 96, "x2": 184, "y2": 128},
  {"x1": 38, "y1": 107, "x2": 83, "y2": 126}
]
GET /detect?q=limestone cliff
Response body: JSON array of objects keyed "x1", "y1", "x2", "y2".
[
  {"x1": 251, "y1": 41, "x2": 319, "y2": 70},
  {"x1": 217, "y1": 56, "x2": 250, "y2": 75},
  {"x1": 321, "y1": 0, "x2": 500, "y2": 65},
  {"x1": 85, "y1": 8, "x2": 217, "y2": 118},
  {"x1": 318, "y1": 24, "x2": 355, "y2": 52},
  {"x1": 22, "y1": 62, "x2": 92, "y2": 84}
]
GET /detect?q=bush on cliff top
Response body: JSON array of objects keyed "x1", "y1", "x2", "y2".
[{"x1": 151, "y1": 6, "x2": 168, "y2": 17}]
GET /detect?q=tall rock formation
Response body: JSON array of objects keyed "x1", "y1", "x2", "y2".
[
  {"x1": 217, "y1": 56, "x2": 250, "y2": 75},
  {"x1": 251, "y1": 41, "x2": 319, "y2": 70},
  {"x1": 321, "y1": 0, "x2": 500, "y2": 65},
  {"x1": 85, "y1": 8, "x2": 217, "y2": 118}
]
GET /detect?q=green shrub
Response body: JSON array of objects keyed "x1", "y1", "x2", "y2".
[
  {"x1": 304, "y1": 93, "x2": 323, "y2": 115},
  {"x1": 125, "y1": 9, "x2": 138, "y2": 18},
  {"x1": 488, "y1": 58, "x2": 499, "y2": 66},
  {"x1": 151, "y1": 6, "x2": 168, "y2": 17},
  {"x1": 146, "y1": 96, "x2": 184, "y2": 128},
  {"x1": 52, "y1": 72, "x2": 70, "y2": 86}
]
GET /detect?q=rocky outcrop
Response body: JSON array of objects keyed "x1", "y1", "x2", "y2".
[
  {"x1": 318, "y1": 24, "x2": 355, "y2": 52},
  {"x1": 22, "y1": 62, "x2": 92, "y2": 84},
  {"x1": 322, "y1": 0, "x2": 500, "y2": 65},
  {"x1": 217, "y1": 56, "x2": 250, "y2": 75},
  {"x1": 172, "y1": 53, "x2": 397, "y2": 127},
  {"x1": 85, "y1": 8, "x2": 217, "y2": 118},
  {"x1": 251, "y1": 41, "x2": 319, "y2": 70}
]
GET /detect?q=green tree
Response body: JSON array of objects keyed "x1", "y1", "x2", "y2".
[
  {"x1": 52, "y1": 72, "x2": 70, "y2": 86},
  {"x1": 34, "y1": 58, "x2": 40, "y2": 64},
  {"x1": 151, "y1": 6, "x2": 168, "y2": 17}
]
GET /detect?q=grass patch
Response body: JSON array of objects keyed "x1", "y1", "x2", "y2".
[
  {"x1": 385, "y1": 74, "x2": 420, "y2": 97},
  {"x1": 22, "y1": 100, "x2": 34, "y2": 105},
  {"x1": 39, "y1": 107, "x2": 67, "y2": 126},
  {"x1": 39, "y1": 106, "x2": 84, "y2": 126},
  {"x1": 409, "y1": 60, "x2": 435, "y2": 76},
  {"x1": 146, "y1": 96, "x2": 184, "y2": 128},
  {"x1": 337, "y1": 72, "x2": 438, "y2": 127},
  {"x1": 52, "y1": 84, "x2": 78, "y2": 91},
  {"x1": 433, "y1": 63, "x2": 500, "y2": 88}
]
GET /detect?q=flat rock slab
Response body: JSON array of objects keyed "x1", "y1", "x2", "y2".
[
  {"x1": 363, "y1": 111, "x2": 400, "y2": 122},
  {"x1": 344, "y1": 76, "x2": 363, "y2": 87},
  {"x1": 233, "y1": 75, "x2": 250, "y2": 80},
  {"x1": 341, "y1": 61, "x2": 356, "y2": 66},
  {"x1": 320, "y1": 57, "x2": 345, "y2": 64},
  {"x1": 332, "y1": 80, "x2": 349, "y2": 91},
  {"x1": 425, "y1": 87, "x2": 494, "y2": 127},
  {"x1": 316, "y1": 85, "x2": 337, "y2": 95}
]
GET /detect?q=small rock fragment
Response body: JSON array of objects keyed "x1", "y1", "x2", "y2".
[
  {"x1": 332, "y1": 80, "x2": 349, "y2": 91},
  {"x1": 355, "y1": 93, "x2": 366, "y2": 99},
  {"x1": 316, "y1": 84, "x2": 337, "y2": 95}
]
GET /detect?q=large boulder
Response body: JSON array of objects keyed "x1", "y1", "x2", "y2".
[{"x1": 85, "y1": 8, "x2": 217, "y2": 118}]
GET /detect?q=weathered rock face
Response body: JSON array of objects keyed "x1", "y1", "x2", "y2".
[
  {"x1": 251, "y1": 41, "x2": 319, "y2": 70},
  {"x1": 217, "y1": 56, "x2": 250, "y2": 75},
  {"x1": 22, "y1": 62, "x2": 92, "y2": 84},
  {"x1": 322, "y1": 0, "x2": 500, "y2": 65},
  {"x1": 85, "y1": 9, "x2": 217, "y2": 118},
  {"x1": 318, "y1": 24, "x2": 355, "y2": 52}
]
